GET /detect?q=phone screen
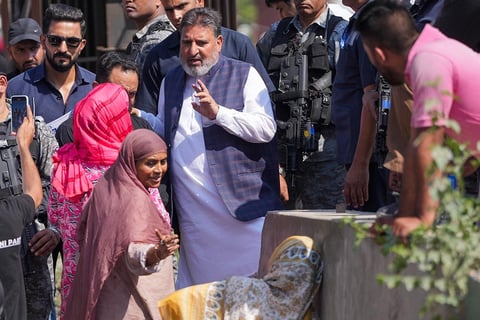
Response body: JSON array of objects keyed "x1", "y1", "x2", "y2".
[{"x1": 11, "y1": 95, "x2": 29, "y2": 134}]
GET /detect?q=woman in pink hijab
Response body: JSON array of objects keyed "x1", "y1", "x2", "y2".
[
  {"x1": 48, "y1": 83, "x2": 136, "y2": 318},
  {"x1": 65, "y1": 129, "x2": 179, "y2": 320}
]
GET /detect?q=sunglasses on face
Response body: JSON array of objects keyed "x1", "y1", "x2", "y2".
[{"x1": 46, "y1": 35, "x2": 82, "y2": 48}]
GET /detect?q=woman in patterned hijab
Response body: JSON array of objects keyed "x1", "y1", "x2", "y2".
[
  {"x1": 48, "y1": 83, "x2": 133, "y2": 317},
  {"x1": 158, "y1": 235, "x2": 323, "y2": 319}
]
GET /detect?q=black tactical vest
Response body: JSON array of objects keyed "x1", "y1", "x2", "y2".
[
  {"x1": 0, "y1": 120, "x2": 40, "y2": 199},
  {"x1": 267, "y1": 14, "x2": 343, "y2": 124}
]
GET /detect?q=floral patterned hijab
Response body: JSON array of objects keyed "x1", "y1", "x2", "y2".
[{"x1": 158, "y1": 235, "x2": 324, "y2": 319}]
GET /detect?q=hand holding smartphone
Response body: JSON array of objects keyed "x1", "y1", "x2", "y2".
[{"x1": 10, "y1": 95, "x2": 31, "y2": 135}]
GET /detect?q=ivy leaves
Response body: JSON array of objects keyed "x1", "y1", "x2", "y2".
[{"x1": 345, "y1": 118, "x2": 480, "y2": 319}]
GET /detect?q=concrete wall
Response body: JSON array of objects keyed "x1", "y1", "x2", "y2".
[
  {"x1": 465, "y1": 272, "x2": 480, "y2": 319},
  {"x1": 258, "y1": 210, "x2": 453, "y2": 319}
]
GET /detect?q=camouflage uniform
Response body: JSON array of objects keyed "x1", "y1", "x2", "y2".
[
  {"x1": 125, "y1": 15, "x2": 175, "y2": 70},
  {"x1": 1, "y1": 106, "x2": 59, "y2": 320},
  {"x1": 25, "y1": 118, "x2": 58, "y2": 320},
  {"x1": 21, "y1": 222, "x2": 54, "y2": 320}
]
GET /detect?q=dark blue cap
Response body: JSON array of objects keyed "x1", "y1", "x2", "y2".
[{"x1": 8, "y1": 18, "x2": 41, "y2": 45}]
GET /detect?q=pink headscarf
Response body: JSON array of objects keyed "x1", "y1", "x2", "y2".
[
  {"x1": 50, "y1": 83, "x2": 133, "y2": 201},
  {"x1": 65, "y1": 129, "x2": 172, "y2": 320}
]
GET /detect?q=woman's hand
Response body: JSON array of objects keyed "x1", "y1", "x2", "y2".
[
  {"x1": 155, "y1": 229, "x2": 180, "y2": 259},
  {"x1": 146, "y1": 229, "x2": 180, "y2": 266}
]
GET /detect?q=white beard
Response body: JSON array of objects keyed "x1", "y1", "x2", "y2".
[{"x1": 181, "y1": 51, "x2": 219, "y2": 77}]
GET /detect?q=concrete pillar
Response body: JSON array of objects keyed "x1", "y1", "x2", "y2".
[{"x1": 465, "y1": 271, "x2": 480, "y2": 319}]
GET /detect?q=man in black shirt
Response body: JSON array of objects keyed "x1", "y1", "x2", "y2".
[
  {"x1": 6, "y1": 18, "x2": 44, "y2": 80},
  {"x1": 0, "y1": 89, "x2": 43, "y2": 320}
]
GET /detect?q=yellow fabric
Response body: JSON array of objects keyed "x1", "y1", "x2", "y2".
[
  {"x1": 158, "y1": 282, "x2": 223, "y2": 319},
  {"x1": 158, "y1": 235, "x2": 322, "y2": 320}
]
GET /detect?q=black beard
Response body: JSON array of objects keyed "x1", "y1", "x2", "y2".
[{"x1": 47, "y1": 52, "x2": 76, "y2": 72}]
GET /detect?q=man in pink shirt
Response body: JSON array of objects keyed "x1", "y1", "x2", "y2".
[{"x1": 355, "y1": 0, "x2": 480, "y2": 239}]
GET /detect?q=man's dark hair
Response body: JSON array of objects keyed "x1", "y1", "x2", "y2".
[
  {"x1": 95, "y1": 51, "x2": 139, "y2": 84},
  {"x1": 179, "y1": 7, "x2": 222, "y2": 38},
  {"x1": 43, "y1": 3, "x2": 87, "y2": 38},
  {"x1": 265, "y1": 0, "x2": 291, "y2": 7},
  {"x1": 355, "y1": 0, "x2": 418, "y2": 56}
]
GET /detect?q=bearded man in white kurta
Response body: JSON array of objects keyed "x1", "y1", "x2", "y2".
[{"x1": 141, "y1": 7, "x2": 283, "y2": 288}]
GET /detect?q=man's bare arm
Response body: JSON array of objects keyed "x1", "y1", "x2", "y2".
[
  {"x1": 393, "y1": 126, "x2": 445, "y2": 239},
  {"x1": 344, "y1": 84, "x2": 377, "y2": 208}
]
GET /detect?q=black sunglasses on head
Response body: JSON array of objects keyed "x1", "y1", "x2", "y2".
[{"x1": 46, "y1": 35, "x2": 82, "y2": 48}]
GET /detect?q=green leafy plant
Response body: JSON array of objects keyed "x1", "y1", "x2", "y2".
[
  {"x1": 345, "y1": 116, "x2": 480, "y2": 319},
  {"x1": 236, "y1": 0, "x2": 258, "y2": 26}
]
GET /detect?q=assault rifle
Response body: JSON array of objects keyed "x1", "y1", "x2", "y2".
[
  {"x1": 376, "y1": 76, "x2": 391, "y2": 167},
  {"x1": 0, "y1": 137, "x2": 23, "y2": 199},
  {"x1": 273, "y1": 51, "x2": 332, "y2": 205}
]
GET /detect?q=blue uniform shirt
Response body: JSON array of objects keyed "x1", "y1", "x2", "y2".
[
  {"x1": 332, "y1": 7, "x2": 377, "y2": 165},
  {"x1": 6, "y1": 63, "x2": 95, "y2": 124}
]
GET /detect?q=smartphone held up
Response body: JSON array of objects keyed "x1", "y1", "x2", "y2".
[{"x1": 10, "y1": 95, "x2": 34, "y2": 135}]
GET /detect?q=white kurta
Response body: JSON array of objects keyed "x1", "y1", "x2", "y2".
[{"x1": 147, "y1": 66, "x2": 276, "y2": 288}]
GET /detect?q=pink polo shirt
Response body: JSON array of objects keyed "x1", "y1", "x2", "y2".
[{"x1": 406, "y1": 25, "x2": 480, "y2": 153}]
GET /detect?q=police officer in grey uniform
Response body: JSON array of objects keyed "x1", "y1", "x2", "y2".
[{"x1": 257, "y1": 0, "x2": 348, "y2": 209}]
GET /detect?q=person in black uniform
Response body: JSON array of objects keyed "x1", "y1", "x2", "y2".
[{"x1": 0, "y1": 98, "x2": 43, "y2": 320}]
